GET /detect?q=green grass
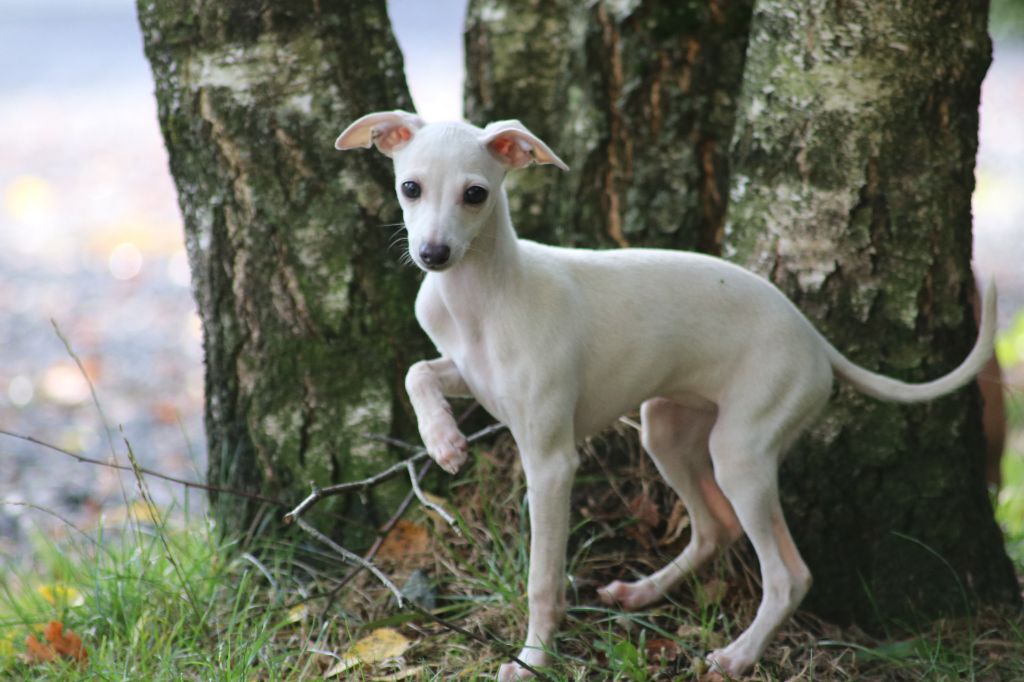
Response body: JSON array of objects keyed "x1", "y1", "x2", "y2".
[
  {"x1": 0, "y1": 508, "x2": 297, "y2": 680},
  {"x1": 3, "y1": 430, "x2": 1024, "y2": 681}
]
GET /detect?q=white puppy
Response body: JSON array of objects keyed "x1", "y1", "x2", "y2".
[{"x1": 336, "y1": 111, "x2": 996, "y2": 680}]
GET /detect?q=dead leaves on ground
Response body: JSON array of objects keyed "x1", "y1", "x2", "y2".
[
  {"x1": 24, "y1": 620, "x2": 88, "y2": 666},
  {"x1": 323, "y1": 627, "x2": 413, "y2": 678},
  {"x1": 376, "y1": 519, "x2": 431, "y2": 562}
]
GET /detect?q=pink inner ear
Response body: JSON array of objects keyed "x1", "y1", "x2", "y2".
[
  {"x1": 376, "y1": 125, "x2": 413, "y2": 152},
  {"x1": 489, "y1": 135, "x2": 533, "y2": 168},
  {"x1": 492, "y1": 137, "x2": 514, "y2": 156}
]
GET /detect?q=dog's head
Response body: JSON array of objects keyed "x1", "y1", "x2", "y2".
[{"x1": 336, "y1": 111, "x2": 568, "y2": 272}]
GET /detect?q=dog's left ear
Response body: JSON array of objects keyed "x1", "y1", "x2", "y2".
[
  {"x1": 335, "y1": 110, "x2": 425, "y2": 156},
  {"x1": 481, "y1": 120, "x2": 569, "y2": 171}
]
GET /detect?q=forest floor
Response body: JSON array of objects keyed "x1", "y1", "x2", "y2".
[{"x1": 1, "y1": 420, "x2": 1023, "y2": 680}]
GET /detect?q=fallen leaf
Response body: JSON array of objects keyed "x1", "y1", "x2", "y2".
[
  {"x1": 285, "y1": 603, "x2": 309, "y2": 624},
  {"x1": 25, "y1": 621, "x2": 87, "y2": 665},
  {"x1": 372, "y1": 665, "x2": 426, "y2": 681},
  {"x1": 24, "y1": 634, "x2": 54, "y2": 663},
  {"x1": 324, "y1": 628, "x2": 412, "y2": 677},
  {"x1": 37, "y1": 584, "x2": 84, "y2": 608},
  {"x1": 376, "y1": 520, "x2": 430, "y2": 561}
]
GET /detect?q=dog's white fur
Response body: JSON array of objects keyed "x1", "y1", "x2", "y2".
[{"x1": 337, "y1": 111, "x2": 997, "y2": 680}]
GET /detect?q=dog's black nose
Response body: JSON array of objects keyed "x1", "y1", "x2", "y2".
[{"x1": 419, "y1": 243, "x2": 451, "y2": 267}]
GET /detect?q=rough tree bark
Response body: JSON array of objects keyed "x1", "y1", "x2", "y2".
[
  {"x1": 726, "y1": 0, "x2": 1018, "y2": 625},
  {"x1": 137, "y1": 1, "x2": 427, "y2": 539},
  {"x1": 464, "y1": 0, "x2": 754, "y2": 252}
]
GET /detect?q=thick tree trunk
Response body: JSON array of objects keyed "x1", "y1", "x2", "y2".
[
  {"x1": 137, "y1": 1, "x2": 427, "y2": 539},
  {"x1": 464, "y1": 0, "x2": 753, "y2": 252},
  {"x1": 727, "y1": 0, "x2": 1019, "y2": 625}
]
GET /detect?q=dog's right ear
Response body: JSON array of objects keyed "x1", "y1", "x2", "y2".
[{"x1": 335, "y1": 110, "x2": 425, "y2": 156}]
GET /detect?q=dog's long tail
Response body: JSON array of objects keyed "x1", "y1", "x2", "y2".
[{"x1": 824, "y1": 280, "x2": 997, "y2": 403}]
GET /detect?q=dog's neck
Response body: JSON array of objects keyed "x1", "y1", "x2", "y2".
[{"x1": 433, "y1": 187, "x2": 522, "y2": 306}]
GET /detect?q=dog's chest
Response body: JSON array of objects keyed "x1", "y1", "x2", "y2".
[{"x1": 415, "y1": 285, "x2": 520, "y2": 420}]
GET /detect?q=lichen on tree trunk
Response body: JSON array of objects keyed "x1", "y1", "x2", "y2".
[
  {"x1": 727, "y1": 0, "x2": 1019, "y2": 625},
  {"x1": 137, "y1": 0, "x2": 428, "y2": 540},
  {"x1": 464, "y1": 0, "x2": 753, "y2": 252}
]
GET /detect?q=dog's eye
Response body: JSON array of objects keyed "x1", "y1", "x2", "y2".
[
  {"x1": 463, "y1": 185, "x2": 488, "y2": 205},
  {"x1": 401, "y1": 181, "x2": 421, "y2": 199}
]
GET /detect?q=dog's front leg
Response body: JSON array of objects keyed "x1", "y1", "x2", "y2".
[
  {"x1": 405, "y1": 357, "x2": 471, "y2": 473},
  {"x1": 498, "y1": 429, "x2": 579, "y2": 681}
]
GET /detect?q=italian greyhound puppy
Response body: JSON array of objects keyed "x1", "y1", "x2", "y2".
[{"x1": 336, "y1": 111, "x2": 996, "y2": 680}]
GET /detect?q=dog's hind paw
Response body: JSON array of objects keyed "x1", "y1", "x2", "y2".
[{"x1": 597, "y1": 579, "x2": 660, "y2": 611}]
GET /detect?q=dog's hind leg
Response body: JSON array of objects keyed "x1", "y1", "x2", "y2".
[
  {"x1": 597, "y1": 398, "x2": 742, "y2": 610},
  {"x1": 703, "y1": 410, "x2": 813, "y2": 677}
]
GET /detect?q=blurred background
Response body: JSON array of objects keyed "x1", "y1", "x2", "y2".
[{"x1": 0, "y1": 0, "x2": 1022, "y2": 556}]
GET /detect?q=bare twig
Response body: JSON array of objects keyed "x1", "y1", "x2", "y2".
[
  {"x1": 283, "y1": 422, "x2": 506, "y2": 524},
  {"x1": 406, "y1": 460, "x2": 459, "y2": 532},
  {"x1": 283, "y1": 419, "x2": 547, "y2": 677},
  {"x1": 291, "y1": 508, "x2": 550, "y2": 681},
  {"x1": 0, "y1": 429, "x2": 285, "y2": 507},
  {"x1": 292, "y1": 516, "x2": 405, "y2": 605},
  {"x1": 362, "y1": 432, "x2": 423, "y2": 452},
  {"x1": 122, "y1": 432, "x2": 206, "y2": 626}
]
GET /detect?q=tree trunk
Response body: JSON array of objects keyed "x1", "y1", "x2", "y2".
[
  {"x1": 464, "y1": 0, "x2": 754, "y2": 252},
  {"x1": 727, "y1": 0, "x2": 1019, "y2": 625},
  {"x1": 137, "y1": 1, "x2": 427, "y2": 539}
]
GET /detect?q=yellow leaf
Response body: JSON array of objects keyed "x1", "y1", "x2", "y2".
[
  {"x1": 285, "y1": 604, "x2": 308, "y2": 624},
  {"x1": 37, "y1": 584, "x2": 84, "y2": 608},
  {"x1": 324, "y1": 628, "x2": 412, "y2": 678},
  {"x1": 372, "y1": 665, "x2": 426, "y2": 681}
]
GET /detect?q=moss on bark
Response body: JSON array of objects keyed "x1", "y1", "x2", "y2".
[{"x1": 137, "y1": 0, "x2": 429, "y2": 541}]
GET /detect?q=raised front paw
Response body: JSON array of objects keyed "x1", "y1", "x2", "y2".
[{"x1": 422, "y1": 419, "x2": 468, "y2": 474}]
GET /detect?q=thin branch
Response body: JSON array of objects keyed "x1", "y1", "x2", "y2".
[
  {"x1": 293, "y1": 516, "x2": 405, "y2": 605},
  {"x1": 0, "y1": 429, "x2": 285, "y2": 507},
  {"x1": 284, "y1": 422, "x2": 506, "y2": 524},
  {"x1": 362, "y1": 432, "x2": 423, "y2": 452},
  {"x1": 291, "y1": 509, "x2": 550, "y2": 681},
  {"x1": 407, "y1": 460, "x2": 459, "y2": 533},
  {"x1": 122, "y1": 432, "x2": 206, "y2": 626},
  {"x1": 400, "y1": 598, "x2": 552, "y2": 681}
]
